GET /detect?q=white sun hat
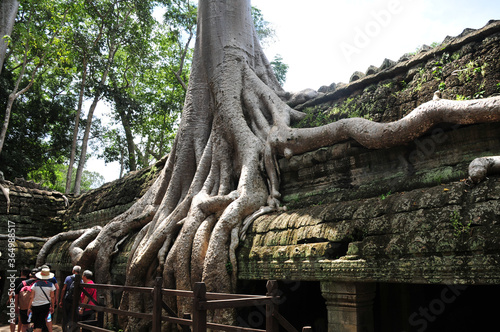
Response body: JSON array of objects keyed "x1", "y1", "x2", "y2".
[{"x1": 35, "y1": 267, "x2": 54, "y2": 280}]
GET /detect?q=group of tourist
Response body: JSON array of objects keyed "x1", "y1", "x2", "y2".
[{"x1": 8, "y1": 265, "x2": 97, "y2": 332}]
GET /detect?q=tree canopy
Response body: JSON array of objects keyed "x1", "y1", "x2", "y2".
[{"x1": 0, "y1": 0, "x2": 284, "y2": 193}]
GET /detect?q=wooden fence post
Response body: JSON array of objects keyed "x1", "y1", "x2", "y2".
[
  {"x1": 266, "y1": 280, "x2": 279, "y2": 332},
  {"x1": 182, "y1": 313, "x2": 192, "y2": 332},
  {"x1": 152, "y1": 277, "x2": 163, "y2": 332},
  {"x1": 69, "y1": 274, "x2": 82, "y2": 332},
  {"x1": 193, "y1": 282, "x2": 207, "y2": 332},
  {"x1": 97, "y1": 295, "x2": 105, "y2": 328}
]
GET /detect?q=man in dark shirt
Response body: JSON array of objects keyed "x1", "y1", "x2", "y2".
[
  {"x1": 59, "y1": 265, "x2": 81, "y2": 332},
  {"x1": 10, "y1": 268, "x2": 29, "y2": 332},
  {"x1": 15, "y1": 268, "x2": 38, "y2": 332}
]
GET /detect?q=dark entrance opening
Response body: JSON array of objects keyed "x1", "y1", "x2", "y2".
[
  {"x1": 237, "y1": 280, "x2": 327, "y2": 331},
  {"x1": 375, "y1": 282, "x2": 500, "y2": 332}
]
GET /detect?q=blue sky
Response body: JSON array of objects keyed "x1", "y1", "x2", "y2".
[{"x1": 252, "y1": 0, "x2": 500, "y2": 91}]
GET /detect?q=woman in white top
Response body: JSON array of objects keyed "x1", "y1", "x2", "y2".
[{"x1": 27, "y1": 267, "x2": 56, "y2": 332}]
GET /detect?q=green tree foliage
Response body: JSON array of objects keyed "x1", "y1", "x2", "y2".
[
  {"x1": 98, "y1": 128, "x2": 127, "y2": 177},
  {"x1": 251, "y1": 7, "x2": 288, "y2": 85},
  {"x1": 28, "y1": 163, "x2": 104, "y2": 192},
  {"x1": 270, "y1": 54, "x2": 288, "y2": 86},
  {"x1": 0, "y1": 0, "x2": 75, "y2": 154},
  {"x1": 0, "y1": 0, "x2": 282, "y2": 190},
  {"x1": 101, "y1": 2, "x2": 282, "y2": 174},
  {"x1": 0, "y1": 51, "x2": 76, "y2": 181},
  {"x1": 0, "y1": 0, "x2": 20, "y2": 73},
  {"x1": 71, "y1": 0, "x2": 153, "y2": 194},
  {"x1": 251, "y1": 6, "x2": 275, "y2": 46},
  {"x1": 100, "y1": 0, "x2": 195, "y2": 172}
]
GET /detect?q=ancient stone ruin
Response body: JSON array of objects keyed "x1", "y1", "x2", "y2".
[{"x1": 2, "y1": 20, "x2": 500, "y2": 331}]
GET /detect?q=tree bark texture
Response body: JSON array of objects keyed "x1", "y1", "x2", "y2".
[
  {"x1": 117, "y1": 106, "x2": 137, "y2": 171},
  {"x1": 0, "y1": 0, "x2": 19, "y2": 74},
  {"x1": 37, "y1": 0, "x2": 500, "y2": 330}
]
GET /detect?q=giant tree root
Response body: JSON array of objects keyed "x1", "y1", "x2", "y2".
[
  {"x1": 36, "y1": 229, "x2": 89, "y2": 266},
  {"x1": 0, "y1": 184, "x2": 9, "y2": 213},
  {"x1": 468, "y1": 156, "x2": 500, "y2": 183},
  {"x1": 267, "y1": 95, "x2": 500, "y2": 157}
]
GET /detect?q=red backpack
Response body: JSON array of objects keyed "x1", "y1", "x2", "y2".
[{"x1": 18, "y1": 280, "x2": 35, "y2": 310}]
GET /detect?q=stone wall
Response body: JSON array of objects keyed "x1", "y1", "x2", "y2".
[
  {"x1": 11, "y1": 20, "x2": 498, "y2": 283},
  {"x1": 0, "y1": 180, "x2": 67, "y2": 265},
  {"x1": 63, "y1": 157, "x2": 165, "y2": 231},
  {"x1": 0, "y1": 157, "x2": 164, "y2": 271},
  {"x1": 237, "y1": 20, "x2": 500, "y2": 285},
  {"x1": 238, "y1": 123, "x2": 500, "y2": 284},
  {"x1": 0, "y1": 180, "x2": 67, "y2": 319},
  {"x1": 44, "y1": 158, "x2": 165, "y2": 277}
]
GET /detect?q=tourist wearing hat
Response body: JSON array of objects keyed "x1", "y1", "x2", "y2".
[
  {"x1": 40, "y1": 264, "x2": 59, "y2": 332},
  {"x1": 27, "y1": 267, "x2": 56, "y2": 332}
]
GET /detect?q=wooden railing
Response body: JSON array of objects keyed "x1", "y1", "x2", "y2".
[{"x1": 69, "y1": 275, "x2": 312, "y2": 332}]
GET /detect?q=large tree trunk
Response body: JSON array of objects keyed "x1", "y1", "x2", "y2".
[
  {"x1": 0, "y1": 0, "x2": 19, "y2": 74},
  {"x1": 117, "y1": 107, "x2": 137, "y2": 172},
  {"x1": 38, "y1": 0, "x2": 500, "y2": 330},
  {"x1": 74, "y1": 1, "x2": 282, "y2": 327},
  {"x1": 65, "y1": 57, "x2": 87, "y2": 194},
  {"x1": 74, "y1": 44, "x2": 117, "y2": 194},
  {"x1": 73, "y1": 93, "x2": 98, "y2": 195}
]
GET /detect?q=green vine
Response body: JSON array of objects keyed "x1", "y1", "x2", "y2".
[
  {"x1": 225, "y1": 261, "x2": 233, "y2": 274},
  {"x1": 450, "y1": 210, "x2": 472, "y2": 237}
]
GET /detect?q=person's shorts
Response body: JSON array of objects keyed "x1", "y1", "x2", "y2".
[
  {"x1": 19, "y1": 309, "x2": 29, "y2": 324},
  {"x1": 32, "y1": 303, "x2": 50, "y2": 329}
]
